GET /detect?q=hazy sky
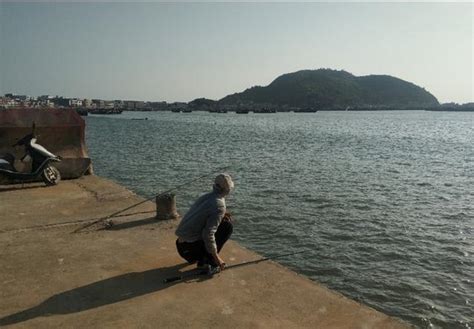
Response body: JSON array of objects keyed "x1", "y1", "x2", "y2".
[{"x1": 1, "y1": 2, "x2": 472, "y2": 103}]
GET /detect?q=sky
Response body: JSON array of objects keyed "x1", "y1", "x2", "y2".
[{"x1": 1, "y1": 2, "x2": 472, "y2": 103}]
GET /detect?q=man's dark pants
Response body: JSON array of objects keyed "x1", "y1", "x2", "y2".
[{"x1": 176, "y1": 220, "x2": 233, "y2": 267}]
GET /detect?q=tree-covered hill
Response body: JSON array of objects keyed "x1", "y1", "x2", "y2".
[{"x1": 219, "y1": 69, "x2": 439, "y2": 109}]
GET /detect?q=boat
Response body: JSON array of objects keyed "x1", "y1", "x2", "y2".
[
  {"x1": 76, "y1": 108, "x2": 88, "y2": 116},
  {"x1": 425, "y1": 106, "x2": 474, "y2": 112},
  {"x1": 89, "y1": 108, "x2": 123, "y2": 115},
  {"x1": 236, "y1": 109, "x2": 249, "y2": 114},
  {"x1": 294, "y1": 108, "x2": 318, "y2": 113},
  {"x1": 254, "y1": 108, "x2": 276, "y2": 113}
]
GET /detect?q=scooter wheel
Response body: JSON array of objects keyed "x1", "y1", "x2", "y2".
[{"x1": 42, "y1": 165, "x2": 61, "y2": 186}]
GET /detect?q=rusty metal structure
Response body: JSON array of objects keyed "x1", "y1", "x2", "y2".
[{"x1": 0, "y1": 108, "x2": 92, "y2": 180}]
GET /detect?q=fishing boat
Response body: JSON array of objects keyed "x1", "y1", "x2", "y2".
[
  {"x1": 90, "y1": 108, "x2": 123, "y2": 115},
  {"x1": 254, "y1": 108, "x2": 276, "y2": 113},
  {"x1": 294, "y1": 108, "x2": 318, "y2": 113}
]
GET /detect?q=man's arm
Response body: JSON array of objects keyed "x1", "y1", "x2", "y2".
[{"x1": 202, "y1": 207, "x2": 226, "y2": 269}]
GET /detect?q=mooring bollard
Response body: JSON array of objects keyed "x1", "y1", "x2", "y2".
[{"x1": 155, "y1": 193, "x2": 179, "y2": 220}]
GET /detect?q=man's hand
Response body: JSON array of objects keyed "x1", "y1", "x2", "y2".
[
  {"x1": 213, "y1": 253, "x2": 226, "y2": 271},
  {"x1": 223, "y1": 212, "x2": 233, "y2": 223}
]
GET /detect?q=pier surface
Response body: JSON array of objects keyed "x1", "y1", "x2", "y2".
[{"x1": 0, "y1": 176, "x2": 411, "y2": 328}]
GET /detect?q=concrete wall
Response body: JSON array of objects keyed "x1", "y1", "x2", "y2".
[{"x1": 0, "y1": 108, "x2": 92, "y2": 179}]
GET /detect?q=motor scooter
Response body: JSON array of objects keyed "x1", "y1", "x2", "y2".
[{"x1": 0, "y1": 124, "x2": 61, "y2": 186}]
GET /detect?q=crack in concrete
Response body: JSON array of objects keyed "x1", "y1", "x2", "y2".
[{"x1": 74, "y1": 180, "x2": 103, "y2": 201}]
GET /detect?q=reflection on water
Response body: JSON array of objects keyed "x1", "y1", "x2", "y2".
[{"x1": 86, "y1": 111, "x2": 473, "y2": 329}]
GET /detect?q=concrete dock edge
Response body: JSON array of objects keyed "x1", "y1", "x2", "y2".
[{"x1": 0, "y1": 176, "x2": 413, "y2": 328}]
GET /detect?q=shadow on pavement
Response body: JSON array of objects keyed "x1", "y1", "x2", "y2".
[{"x1": 0, "y1": 262, "x2": 210, "y2": 326}]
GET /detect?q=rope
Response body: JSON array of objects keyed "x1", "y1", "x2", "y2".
[{"x1": 0, "y1": 211, "x2": 155, "y2": 234}]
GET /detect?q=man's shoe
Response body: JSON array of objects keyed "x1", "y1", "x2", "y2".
[{"x1": 206, "y1": 265, "x2": 221, "y2": 276}]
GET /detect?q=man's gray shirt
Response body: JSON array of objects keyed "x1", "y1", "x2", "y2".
[{"x1": 175, "y1": 189, "x2": 226, "y2": 254}]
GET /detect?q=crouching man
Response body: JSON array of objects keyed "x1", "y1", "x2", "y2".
[{"x1": 175, "y1": 173, "x2": 234, "y2": 275}]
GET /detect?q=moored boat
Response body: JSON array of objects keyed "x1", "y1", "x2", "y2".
[
  {"x1": 76, "y1": 108, "x2": 88, "y2": 116},
  {"x1": 294, "y1": 108, "x2": 318, "y2": 113},
  {"x1": 89, "y1": 108, "x2": 123, "y2": 115},
  {"x1": 254, "y1": 108, "x2": 276, "y2": 113}
]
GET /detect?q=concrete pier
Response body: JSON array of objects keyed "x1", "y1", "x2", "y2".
[{"x1": 0, "y1": 176, "x2": 412, "y2": 328}]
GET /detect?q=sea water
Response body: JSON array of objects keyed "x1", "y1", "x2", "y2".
[{"x1": 86, "y1": 111, "x2": 473, "y2": 329}]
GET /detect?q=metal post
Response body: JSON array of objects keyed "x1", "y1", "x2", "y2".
[{"x1": 155, "y1": 193, "x2": 179, "y2": 220}]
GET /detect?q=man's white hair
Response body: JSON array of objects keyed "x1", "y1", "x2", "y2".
[{"x1": 214, "y1": 173, "x2": 234, "y2": 192}]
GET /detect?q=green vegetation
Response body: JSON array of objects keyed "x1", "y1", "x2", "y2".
[{"x1": 219, "y1": 69, "x2": 439, "y2": 109}]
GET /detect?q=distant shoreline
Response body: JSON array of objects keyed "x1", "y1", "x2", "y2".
[{"x1": 2, "y1": 106, "x2": 473, "y2": 115}]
